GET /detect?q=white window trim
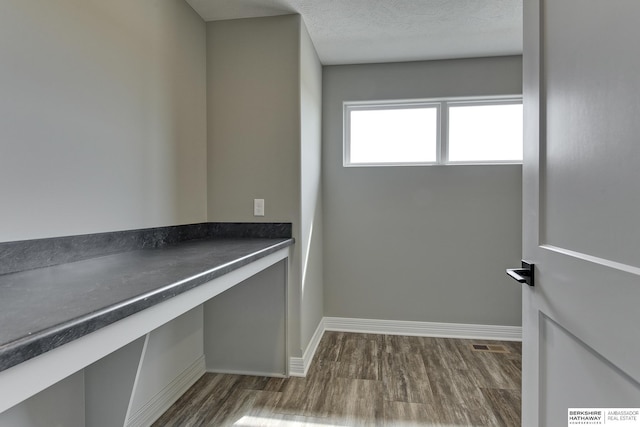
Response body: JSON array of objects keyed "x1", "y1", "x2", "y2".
[
  {"x1": 343, "y1": 95, "x2": 523, "y2": 167},
  {"x1": 343, "y1": 101, "x2": 442, "y2": 167}
]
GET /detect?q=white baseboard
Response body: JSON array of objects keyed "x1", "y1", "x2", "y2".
[
  {"x1": 324, "y1": 317, "x2": 522, "y2": 341},
  {"x1": 125, "y1": 355, "x2": 205, "y2": 427},
  {"x1": 289, "y1": 318, "x2": 325, "y2": 377},
  {"x1": 206, "y1": 368, "x2": 287, "y2": 378}
]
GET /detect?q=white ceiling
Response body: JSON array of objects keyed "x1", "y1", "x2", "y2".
[{"x1": 185, "y1": 0, "x2": 523, "y2": 65}]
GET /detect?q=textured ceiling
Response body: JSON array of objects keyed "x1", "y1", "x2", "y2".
[{"x1": 185, "y1": 0, "x2": 523, "y2": 65}]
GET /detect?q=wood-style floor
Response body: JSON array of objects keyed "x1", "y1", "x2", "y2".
[{"x1": 153, "y1": 332, "x2": 521, "y2": 426}]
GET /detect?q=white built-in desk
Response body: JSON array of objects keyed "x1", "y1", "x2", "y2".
[{"x1": 0, "y1": 236, "x2": 293, "y2": 426}]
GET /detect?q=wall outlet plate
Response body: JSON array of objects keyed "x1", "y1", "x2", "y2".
[{"x1": 254, "y1": 199, "x2": 265, "y2": 216}]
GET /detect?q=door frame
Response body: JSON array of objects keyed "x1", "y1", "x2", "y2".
[{"x1": 522, "y1": 0, "x2": 542, "y2": 421}]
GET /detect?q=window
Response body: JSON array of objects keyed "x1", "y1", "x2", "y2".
[
  {"x1": 346, "y1": 103, "x2": 439, "y2": 165},
  {"x1": 344, "y1": 97, "x2": 522, "y2": 166},
  {"x1": 447, "y1": 101, "x2": 523, "y2": 163}
]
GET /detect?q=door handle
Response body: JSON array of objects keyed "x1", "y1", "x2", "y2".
[{"x1": 506, "y1": 260, "x2": 534, "y2": 287}]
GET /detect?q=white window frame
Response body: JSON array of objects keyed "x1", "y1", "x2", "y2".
[
  {"x1": 343, "y1": 95, "x2": 523, "y2": 167},
  {"x1": 343, "y1": 101, "x2": 441, "y2": 167}
]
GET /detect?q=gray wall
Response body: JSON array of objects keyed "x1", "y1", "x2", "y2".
[
  {"x1": 323, "y1": 56, "x2": 523, "y2": 326},
  {"x1": 299, "y1": 21, "x2": 324, "y2": 350},
  {"x1": 0, "y1": 372, "x2": 84, "y2": 427},
  {"x1": 204, "y1": 261, "x2": 287, "y2": 375},
  {"x1": 0, "y1": 0, "x2": 207, "y2": 242},
  {"x1": 206, "y1": 15, "x2": 324, "y2": 357},
  {"x1": 206, "y1": 15, "x2": 300, "y2": 224}
]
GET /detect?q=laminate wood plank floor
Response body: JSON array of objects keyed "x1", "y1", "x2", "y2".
[{"x1": 153, "y1": 332, "x2": 521, "y2": 427}]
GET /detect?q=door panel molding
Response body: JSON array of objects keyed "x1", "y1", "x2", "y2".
[
  {"x1": 541, "y1": 244, "x2": 640, "y2": 277},
  {"x1": 540, "y1": 313, "x2": 640, "y2": 391},
  {"x1": 539, "y1": 0, "x2": 640, "y2": 266},
  {"x1": 540, "y1": 314, "x2": 640, "y2": 424}
]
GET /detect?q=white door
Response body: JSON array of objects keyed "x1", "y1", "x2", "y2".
[{"x1": 521, "y1": 0, "x2": 640, "y2": 426}]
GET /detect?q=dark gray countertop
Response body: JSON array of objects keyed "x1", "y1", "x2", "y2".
[{"x1": 0, "y1": 238, "x2": 293, "y2": 373}]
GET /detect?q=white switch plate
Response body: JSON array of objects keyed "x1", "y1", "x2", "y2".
[{"x1": 254, "y1": 199, "x2": 265, "y2": 216}]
